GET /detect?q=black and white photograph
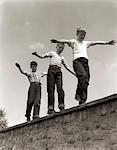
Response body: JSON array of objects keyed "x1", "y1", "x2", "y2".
[{"x1": 0, "y1": 0, "x2": 117, "y2": 149}]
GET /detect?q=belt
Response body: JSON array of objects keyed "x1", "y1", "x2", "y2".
[
  {"x1": 49, "y1": 65, "x2": 61, "y2": 69},
  {"x1": 73, "y1": 57, "x2": 88, "y2": 62},
  {"x1": 31, "y1": 82, "x2": 41, "y2": 85}
]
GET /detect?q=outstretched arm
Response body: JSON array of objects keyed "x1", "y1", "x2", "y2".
[
  {"x1": 32, "y1": 52, "x2": 48, "y2": 59},
  {"x1": 51, "y1": 39, "x2": 71, "y2": 46},
  {"x1": 15, "y1": 63, "x2": 27, "y2": 76},
  {"x1": 41, "y1": 72, "x2": 47, "y2": 77},
  {"x1": 62, "y1": 59, "x2": 76, "y2": 77},
  {"x1": 88, "y1": 40, "x2": 116, "y2": 48}
]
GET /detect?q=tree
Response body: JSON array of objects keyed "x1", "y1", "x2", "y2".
[{"x1": 0, "y1": 109, "x2": 8, "y2": 130}]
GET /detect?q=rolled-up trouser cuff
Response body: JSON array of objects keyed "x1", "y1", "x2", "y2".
[
  {"x1": 58, "y1": 103, "x2": 64, "y2": 109},
  {"x1": 48, "y1": 105, "x2": 54, "y2": 110}
]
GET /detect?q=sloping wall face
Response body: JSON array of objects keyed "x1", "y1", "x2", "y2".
[{"x1": 0, "y1": 94, "x2": 117, "y2": 150}]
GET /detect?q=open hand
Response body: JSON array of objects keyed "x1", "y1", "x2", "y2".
[
  {"x1": 51, "y1": 39, "x2": 58, "y2": 43},
  {"x1": 108, "y1": 40, "x2": 116, "y2": 45},
  {"x1": 15, "y1": 63, "x2": 20, "y2": 68},
  {"x1": 32, "y1": 52, "x2": 37, "y2": 55}
]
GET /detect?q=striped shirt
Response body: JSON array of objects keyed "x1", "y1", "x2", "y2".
[{"x1": 24, "y1": 72, "x2": 46, "y2": 83}]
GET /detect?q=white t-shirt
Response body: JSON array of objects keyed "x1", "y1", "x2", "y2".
[
  {"x1": 69, "y1": 39, "x2": 91, "y2": 60},
  {"x1": 24, "y1": 72, "x2": 46, "y2": 83},
  {"x1": 45, "y1": 51, "x2": 64, "y2": 68}
]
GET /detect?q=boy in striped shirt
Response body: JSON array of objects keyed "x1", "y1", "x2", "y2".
[{"x1": 15, "y1": 61, "x2": 47, "y2": 121}]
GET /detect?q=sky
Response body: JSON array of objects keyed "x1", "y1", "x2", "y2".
[{"x1": 0, "y1": 0, "x2": 117, "y2": 126}]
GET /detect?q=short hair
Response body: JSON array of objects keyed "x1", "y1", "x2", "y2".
[
  {"x1": 77, "y1": 27, "x2": 86, "y2": 35},
  {"x1": 30, "y1": 61, "x2": 37, "y2": 67}
]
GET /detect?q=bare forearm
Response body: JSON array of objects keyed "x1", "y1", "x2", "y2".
[
  {"x1": 89, "y1": 40, "x2": 116, "y2": 47},
  {"x1": 89, "y1": 41, "x2": 108, "y2": 47},
  {"x1": 51, "y1": 39, "x2": 70, "y2": 45},
  {"x1": 35, "y1": 54, "x2": 44, "y2": 58},
  {"x1": 32, "y1": 52, "x2": 47, "y2": 59},
  {"x1": 68, "y1": 68, "x2": 76, "y2": 76},
  {"x1": 65, "y1": 66, "x2": 76, "y2": 76},
  {"x1": 15, "y1": 63, "x2": 27, "y2": 76},
  {"x1": 58, "y1": 39, "x2": 70, "y2": 44},
  {"x1": 41, "y1": 72, "x2": 47, "y2": 77},
  {"x1": 17, "y1": 67, "x2": 25, "y2": 75}
]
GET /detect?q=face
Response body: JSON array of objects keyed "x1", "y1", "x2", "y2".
[
  {"x1": 56, "y1": 43, "x2": 65, "y2": 54},
  {"x1": 77, "y1": 30, "x2": 86, "y2": 41},
  {"x1": 31, "y1": 65, "x2": 37, "y2": 72}
]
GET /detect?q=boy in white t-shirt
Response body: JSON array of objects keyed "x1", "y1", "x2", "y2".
[
  {"x1": 32, "y1": 43, "x2": 76, "y2": 114},
  {"x1": 15, "y1": 61, "x2": 47, "y2": 121},
  {"x1": 51, "y1": 27, "x2": 116, "y2": 104}
]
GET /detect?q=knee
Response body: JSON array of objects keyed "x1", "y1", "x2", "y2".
[
  {"x1": 47, "y1": 86, "x2": 55, "y2": 93},
  {"x1": 79, "y1": 75, "x2": 89, "y2": 87},
  {"x1": 27, "y1": 100, "x2": 33, "y2": 106},
  {"x1": 83, "y1": 73, "x2": 88, "y2": 80},
  {"x1": 57, "y1": 88, "x2": 64, "y2": 94},
  {"x1": 80, "y1": 74, "x2": 88, "y2": 82},
  {"x1": 34, "y1": 103, "x2": 40, "y2": 107}
]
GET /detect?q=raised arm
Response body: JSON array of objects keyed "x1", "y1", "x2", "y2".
[
  {"x1": 62, "y1": 59, "x2": 76, "y2": 77},
  {"x1": 88, "y1": 40, "x2": 116, "y2": 48},
  {"x1": 15, "y1": 63, "x2": 27, "y2": 76}
]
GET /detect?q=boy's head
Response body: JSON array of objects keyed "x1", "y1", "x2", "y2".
[
  {"x1": 30, "y1": 61, "x2": 38, "y2": 72},
  {"x1": 76, "y1": 27, "x2": 86, "y2": 41},
  {"x1": 56, "y1": 42, "x2": 65, "y2": 54}
]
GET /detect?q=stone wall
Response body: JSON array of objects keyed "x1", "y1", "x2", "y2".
[{"x1": 0, "y1": 94, "x2": 117, "y2": 150}]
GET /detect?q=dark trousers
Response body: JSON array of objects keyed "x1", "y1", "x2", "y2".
[
  {"x1": 47, "y1": 66, "x2": 64, "y2": 110},
  {"x1": 73, "y1": 57, "x2": 90, "y2": 102},
  {"x1": 25, "y1": 82, "x2": 41, "y2": 118}
]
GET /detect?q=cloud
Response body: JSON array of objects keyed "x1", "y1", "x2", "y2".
[
  {"x1": 29, "y1": 41, "x2": 45, "y2": 51},
  {"x1": 25, "y1": 21, "x2": 31, "y2": 26}
]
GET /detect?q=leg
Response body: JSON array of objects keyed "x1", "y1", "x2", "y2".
[
  {"x1": 47, "y1": 68, "x2": 56, "y2": 114},
  {"x1": 56, "y1": 69, "x2": 65, "y2": 111},
  {"x1": 75, "y1": 78, "x2": 82, "y2": 101},
  {"x1": 33, "y1": 83, "x2": 41, "y2": 119},
  {"x1": 73, "y1": 58, "x2": 88, "y2": 103},
  {"x1": 25, "y1": 84, "x2": 35, "y2": 121},
  {"x1": 33, "y1": 106, "x2": 40, "y2": 119},
  {"x1": 25, "y1": 103, "x2": 33, "y2": 121},
  {"x1": 81, "y1": 59, "x2": 90, "y2": 102}
]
